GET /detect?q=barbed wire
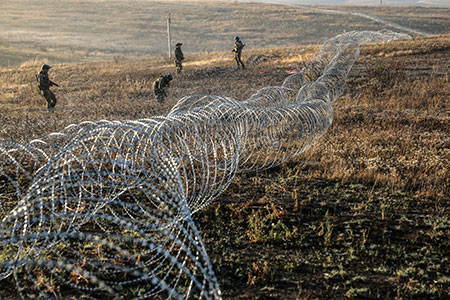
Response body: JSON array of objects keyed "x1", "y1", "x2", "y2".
[{"x1": 0, "y1": 30, "x2": 410, "y2": 299}]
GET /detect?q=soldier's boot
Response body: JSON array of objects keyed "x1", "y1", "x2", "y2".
[
  {"x1": 47, "y1": 100, "x2": 55, "y2": 112},
  {"x1": 50, "y1": 92, "x2": 57, "y2": 108},
  {"x1": 43, "y1": 90, "x2": 54, "y2": 111}
]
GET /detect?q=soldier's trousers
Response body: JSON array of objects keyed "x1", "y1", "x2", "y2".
[
  {"x1": 154, "y1": 89, "x2": 166, "y2": 103},
  {"x1": 234, "y1": 52, "x2": 245, "y2": 69},
  {"x1": 175, "y1": 60, "x2": 183, "y2": 73},
  {"x1": 43, "y1": 89, "x2": 57, "y2": 109}
]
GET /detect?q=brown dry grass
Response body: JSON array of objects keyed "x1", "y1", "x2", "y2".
[
  {"x1": 0, "y1": 33, "x2": 449, "y2": 299},
  {"x1": 2, "y1": 1, "x2": 450, "y2": 67},
  {"x1": 1, "y1": 34, "x2": 448, "y2": 198}
]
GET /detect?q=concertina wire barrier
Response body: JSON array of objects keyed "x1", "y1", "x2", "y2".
[{"x1": 0, "y1": 30, "x2": 410, "y2": 299}]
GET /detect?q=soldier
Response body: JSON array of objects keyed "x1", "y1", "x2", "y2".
[
  {"x1": 37, "y1": 64, "x2": 59, "y2": 111},
  {"x1": 174, "y1": 42, "x2": 184, "y2": 74},
  {"x1": 153, "y1": 74, "x2": 173, "y2": 103},
  {"x1": 232, "y1": 36, "x2": 245, "y2": 70}
]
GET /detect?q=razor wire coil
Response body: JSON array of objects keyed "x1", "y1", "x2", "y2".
[{"x1": 0, "y1": 30, "x2": 410, "y2": 299}]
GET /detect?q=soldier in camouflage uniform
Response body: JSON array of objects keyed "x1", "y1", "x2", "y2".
[
  {"x1": 37, "y1": 64, "x2": 59, "y2": 111},
  {"x1": 174, "y1": 42, "x2": 184, "y2": 74},
  {"x1": 153, "y1": 74, "x2": 173, "y2": 103},
  {"x1": 232, "y1": 36, "x2": 245, "y2": 70}
]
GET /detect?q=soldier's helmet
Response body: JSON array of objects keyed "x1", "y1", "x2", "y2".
[
  {"x1": 167, "y1": 74, "x2": 173, "y2": 80},
  {"x1": 42, "y1": 64, "x2": 52, "y2": 70},
  {"x1": 176, "y1": 42, "x2": 182, "y2": 47},
  {"x1": 234, "y1": 36, "x2": 240, "y2": 40}
]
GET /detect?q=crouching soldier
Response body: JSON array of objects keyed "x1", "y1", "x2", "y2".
[
  {"x1": 153, "y1": 74, "x2": 173, "y2": 103},
  {"x1": 37, "y1": 64, "x2": 59, "y2": 111}
]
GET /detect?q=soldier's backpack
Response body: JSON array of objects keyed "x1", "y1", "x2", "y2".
[
  {"x1": 37, "y1": 73, "x2": 47, "y2": 90},
  {"x1": 153, "y1": 77, "x2": 163, "y2": 91},
  {"x1": 236, "y1": 41, "x2": 245, "y2": 52}
]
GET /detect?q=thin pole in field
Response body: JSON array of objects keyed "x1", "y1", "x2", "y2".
[{"x1": 167, "y1": 13, "x2": 172, "y2": 58}]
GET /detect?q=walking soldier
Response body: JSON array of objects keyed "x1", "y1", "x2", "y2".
[
  {"x1": 232, "y1": 36, "x2": 245, "y2": 70},
  {"x1": 37, "y1": 64, "x2": 59, "y2": 111}
]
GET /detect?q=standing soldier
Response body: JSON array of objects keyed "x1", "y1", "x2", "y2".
[
  {"x1": 37, "y1": 64, "x2": 59, "y2": 111},
  {"x1": 232, "y1": 36, "x2": 245, "y2": 70},
  {"x1": 174, "y1": 42, "x2": 184, "y2": 74},
  {"x1": 153, "y1": 74, "x2": 173, "y2": 103}
]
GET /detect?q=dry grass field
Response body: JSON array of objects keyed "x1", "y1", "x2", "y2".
[
  {"x1": 331, "y1": 4, "x2": 450, "y2": 35},
  {"x1": 1, "y1": 30, "x2": 449, "y2": 298},
  {"x1": 1, "y1": 1, "x2": 450, "y2": 67},
  {"x1": 1, "y1": 1, "x2": 450, "y2": 299}
]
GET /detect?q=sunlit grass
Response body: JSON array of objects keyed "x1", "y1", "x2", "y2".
[{"x1": 0, "y1": 14, "x2": 449, "y2": 300}]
